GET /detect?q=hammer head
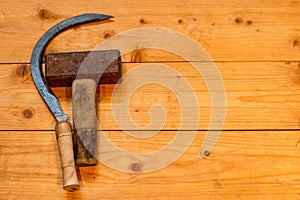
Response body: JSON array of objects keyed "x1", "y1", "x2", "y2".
[{"x1": 45, "y1": 50, "x2": 121, "y2": 87}]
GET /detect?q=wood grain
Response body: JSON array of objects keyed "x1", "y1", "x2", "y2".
[
  {"x1": 1, "y1": 130, "x2": 300, "y2": 199},
  {"x1": 1, "y1": 0, "x2": 300, "y2": 63},
  {"x1": 1, "y1": 1, "x2": 300, "y2": 198},
  {"x1": 0, "y1": 62, "x2": 300, "y2": 130}
]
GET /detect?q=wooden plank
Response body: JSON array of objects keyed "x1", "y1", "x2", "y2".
[
  {"x1": 1, "y1": 130, "x2": 300, "y2": 199},
  {"x1": 1, "y1": 0, "x2": 300, "y2": 63},
  {"x1": 1, "y1": 61, "x2": 300, "y2": 130}
]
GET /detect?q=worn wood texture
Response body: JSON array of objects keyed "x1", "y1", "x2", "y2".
[
  {"x1": 0, "y1": 62, "x2": 299, "y2": 130},
  {"x1": 73, "y1": 79, "x2": 98, "y2": 166},
  {"x1": 1, "y1": 0, "x2": 300, "y2": 199},
  {"x1": 1, "y1": 131, "x2": 300, "y2": 199}
]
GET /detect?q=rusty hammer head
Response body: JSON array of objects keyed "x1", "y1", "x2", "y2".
[
  {"x1": 45, "y1": 49, "x2": 121, "y2": 87},
  {"x1": 45, "y1": 49, "x2": 121, "y2": 167}
]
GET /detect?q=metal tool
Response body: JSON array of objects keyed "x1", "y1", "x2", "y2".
[
  {"x1": 30, "y1": 13, "x2": 113, "y2": 191},
  {"x1": 45, "y1": 50, "x2": 121, "y2": 166}
]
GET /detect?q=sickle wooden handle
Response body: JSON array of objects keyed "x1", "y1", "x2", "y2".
[
  {"x1": 55, "y1": 121, "x2": 80, "y2": 191},
  {"x1": 72, "y1": 79, "x2": 98, "y2": 166}
]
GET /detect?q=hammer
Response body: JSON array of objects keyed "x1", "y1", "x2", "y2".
[
  {"x1": 30, "y1": 14, "x2": 118, "y2": 191},
  {"x1": 45, "y1": 50, "x2": 121, "y2": 165}
]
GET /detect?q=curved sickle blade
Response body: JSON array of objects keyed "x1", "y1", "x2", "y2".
[{"x1": 30, "y1": 13, "x2": 113, "y2": 122}]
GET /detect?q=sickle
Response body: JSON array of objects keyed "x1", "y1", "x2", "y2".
[
  {"x1": 31, "y1": 13, "x2": 113, "y2": 122},
  {"x1": 30, "y1": 13, "x2": 113, "y2": 191}
]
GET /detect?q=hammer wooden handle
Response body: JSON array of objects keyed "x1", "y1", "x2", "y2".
[
  {"x1": 72, "y1": 79, "x2": 98, "y2": 166},
  {"x1": 55, "y1": 121, "x2": 80, "y2": 191}
]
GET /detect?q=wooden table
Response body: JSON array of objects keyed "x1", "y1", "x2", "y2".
[{"x1": 1, "y1": 0, "x2": 300, "y2": 199}]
